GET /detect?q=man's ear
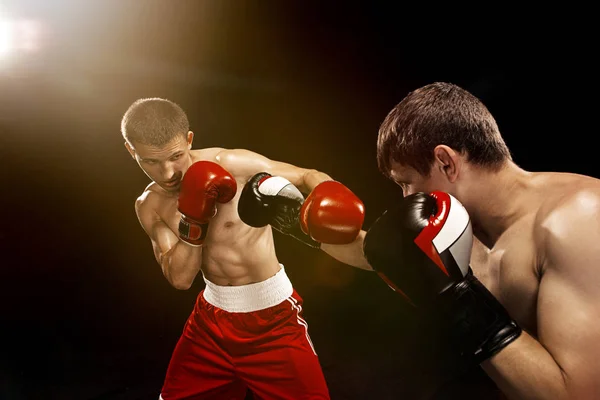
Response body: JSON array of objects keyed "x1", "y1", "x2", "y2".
[
  {"x1": 124, "y1": 142, "x2": 136, "y2": 160},
  {"x1": 433, "y1": 145, "x2": 462, "y2": 183},
  {"x1": 187, "y1": 131, "x2": 194, "y2": 148}
]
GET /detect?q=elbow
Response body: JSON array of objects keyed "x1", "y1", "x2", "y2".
[
  {"x1": 173, "y1": 282, "x2": 193, "y2": 291},
  {"x1": 160, "y1": 256, "x2": 197, "y2": 290},
  {"x1": 169, "y1": 277, "x2": 194, "y2": 290},
  {"x1": 163, "y1": 267, "x2": 195, "y2": 290}
]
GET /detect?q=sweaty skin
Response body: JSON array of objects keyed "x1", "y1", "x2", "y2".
[{"x1": 134, "y1": 141, "x2": 371, "y2": 289}]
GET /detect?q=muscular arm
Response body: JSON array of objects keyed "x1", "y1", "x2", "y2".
[
  {"x1": 320, "y1": 231, "x2": 371, "y2": 270},
  {"x1": 135, "y1": 192, "x2": 202, "y2": 290},
  {"x1": 482, "y1": 192, "x2": 600, "y2": 399},
  {"x1": 216, "y1": 148, "x2": 330, "y2": 192},
  {"x1": 217, "y1": 149, "x2": 372, "y2": 270}
]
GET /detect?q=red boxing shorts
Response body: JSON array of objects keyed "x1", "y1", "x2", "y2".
[{"x1": 160, "y1": 265, "x2": 330, "y2": 400}]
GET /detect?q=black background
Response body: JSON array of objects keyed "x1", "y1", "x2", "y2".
[{"x1": 1, "y1": 1, "x2": 597, "y2": 399}]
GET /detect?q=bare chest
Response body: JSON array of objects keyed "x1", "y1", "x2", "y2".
[
  {"x1": 471, "y1": 221, "x2": 541, "y2": 335},
  {"x1": 156, "y1": 189, "x2": 245, "y2": 244}
]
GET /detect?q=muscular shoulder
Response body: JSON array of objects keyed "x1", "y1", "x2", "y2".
[
  {"x1": 216, "y1": 148, "x2": 271, "y2": 181},
  {"x1": 134, "y1": 183, "x2": 167, "y2": 232},
  {"x1": 191, "y1": 147, "x2": 304, "y2": 184},
  {"x1": 187, "y1": 147, "x2": 265, "y2": 180},
  {"x1": 535, "y1": 182, "x2": 600, "y2": 274},
  {"x1": 535, "y1": 173, "x2": 600, "y2": 224},
  {"x1": 189, "y1": 147, "x2": 226, "y2": 163},
  {"x1": 215, "y1": 148, "x2": 262, "y2": 165}
]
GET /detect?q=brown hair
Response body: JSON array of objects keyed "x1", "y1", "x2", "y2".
[
  {"x1": 121, "y1": 98, "x2": 189, "y2": 147},
  {"x1": 377, "y1": 82, "x2": 511, "y2": 177}
]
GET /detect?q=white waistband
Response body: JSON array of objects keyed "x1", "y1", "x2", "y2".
[{"x1": 202, "y1": 265, "x2": 293, "y2": 313}]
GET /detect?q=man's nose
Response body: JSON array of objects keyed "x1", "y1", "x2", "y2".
[{"x1": 162, "y1": 162, "x2": 175, "y2": 179}]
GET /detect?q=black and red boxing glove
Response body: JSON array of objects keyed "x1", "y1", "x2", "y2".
[
  {"x1": 363, "y1": 191, "x2": 521, "y2": 364},
  {"x1": 238, "y1": 173, "x2": 364, "y2": 247},
  {"x1": 178, "y1": 161, "x2": 237, "y2": 246}
]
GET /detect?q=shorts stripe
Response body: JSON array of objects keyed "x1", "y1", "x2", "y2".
[{"x1": 286, "y1": 297, "x2": 316, "y2": 355}]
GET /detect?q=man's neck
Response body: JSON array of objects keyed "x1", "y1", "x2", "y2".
[{"x1": 458, "y1": 161, "x2": 533, "y2": 248}]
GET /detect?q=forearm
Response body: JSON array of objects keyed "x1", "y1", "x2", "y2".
[
  {"x1": 320, "y1": 230, "x2": 373, "y2": 270},
  {"x1": 300, "y1": 169, "x2": 333, "y2": 193},
  {"x1": 482, "y1": 331, "x2": 569, "y2": 400},
  {"x1": 160, "y1": 241, "x2": 203, "y2": 290}
]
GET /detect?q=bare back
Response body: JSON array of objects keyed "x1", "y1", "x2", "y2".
[
  {"x1": 137, "y1": 148, "x2": 281, "y2": 286},
  {"x1": 471, "y1": 171, "x2": 600, "y2": 336}
]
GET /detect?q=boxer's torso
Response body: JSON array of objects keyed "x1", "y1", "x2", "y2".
[
  {"x1": 471, "y1": 215, "x2": 540, "y2": 335},
  {"x1": 143, "y1": 148, "x2": 281, "y2": 286},
  {"x1": 470, "y1": 171, "x2": 600, "y2": 337}
]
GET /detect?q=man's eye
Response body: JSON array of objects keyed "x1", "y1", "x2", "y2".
[{"x1": 171, "y1": 154, "x2": 182, "y2": 161}]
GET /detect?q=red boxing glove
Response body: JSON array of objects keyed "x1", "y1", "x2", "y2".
[
  {"x1": 178, "y1": 161, "x2": 237, "y2": 246},
  {"x1": 300, "y1": 181, "x2": 365, "y2": 244}
]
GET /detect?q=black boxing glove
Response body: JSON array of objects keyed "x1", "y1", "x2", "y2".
[
  {"x1": 363, "y1": 191, "x2": 522, "y2": 364},
  {"x1": 238, "y1": 172, "x2": 320, "y2": 248}
]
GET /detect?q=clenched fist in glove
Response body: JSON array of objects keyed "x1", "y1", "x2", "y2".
[
  {"x1": 363, "y1": 191, "x2": 521, "y2": 364},
  {"x1": 178, "y1": 161, "x2": 237, "y2": 246},
  {"x1": 238, "y1": 173, "x2": 365, "y2": 247}
]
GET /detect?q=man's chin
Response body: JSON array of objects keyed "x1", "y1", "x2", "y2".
[{"x1": 161, "y1": 183, "x2": 180, "y2": 192}]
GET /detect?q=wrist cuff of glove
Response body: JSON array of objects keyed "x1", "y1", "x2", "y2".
[
  {"x1": 179, "y1": 216, "x2": 209, "y2": 246},
  {"x1": 439, "y1": 270, "x2": 522, "y2": 365},
  {"x1": 273, "y1": 222, "x2": 321, "y2": 249},
  {"x1": 472, "y1": 320, "x2": 522, "y2": 364},
  {"x1": 290, "y1": 229, "x2": 322, "y2": 249},
  {"x1": 268, "y1": 202, "x2": 321, "y2": 249}
]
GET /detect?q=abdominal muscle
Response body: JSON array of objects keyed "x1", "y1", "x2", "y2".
[{"x1": 199, "y1": 216, "x2": 282, "y2": 287}]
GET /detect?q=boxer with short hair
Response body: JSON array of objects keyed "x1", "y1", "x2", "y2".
[
  {"x1": 371, "y1": 82, "x2": 600, "y2": 399},
  {"x1": 121, "y1": 97, "x2": 370, "y2": 400}
]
